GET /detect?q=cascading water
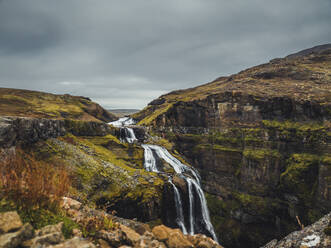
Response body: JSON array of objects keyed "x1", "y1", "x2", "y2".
[
  {"x1": 169, "y1": 179, "x2": 187, "y2": 235},
  {"x1": 120, "y1": 127, "x2": 137, "y2": 143},
  {"x1": 109, "y1": 117, "x2": 135, "y2": 127},
  {"x1": 108, "y1": 118, "x2": 218, "y2": 242},
  {"x1": 109, "y1": 117, "x2": 137, "y2": 144},
  {"x1": 142, "y1": 144, "x2": 218, "y2": 242}
]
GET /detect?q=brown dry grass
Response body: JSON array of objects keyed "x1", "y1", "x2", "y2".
[{"x1": 0, "y1": 148, "x2": 70, "y2": 209}]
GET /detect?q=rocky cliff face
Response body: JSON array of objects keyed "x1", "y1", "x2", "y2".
[
  {"x1": 133, "y1": 45, "x2": 331, "y2": 247},
  {"x1": 0, "y1": 116, "x2": 112, "y2": 148}
]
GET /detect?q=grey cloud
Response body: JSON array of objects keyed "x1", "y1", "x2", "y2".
[{"x1": 0, "y1": 0, "x2": 330, "y2": 108}]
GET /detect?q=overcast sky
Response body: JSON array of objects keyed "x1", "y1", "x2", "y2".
[{"x1": 0, "y1": 0, "x2": 330, "y2": 109}]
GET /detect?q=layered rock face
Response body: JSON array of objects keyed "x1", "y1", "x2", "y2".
[
  {"x1": 133, "y1": 46, "x2": 331, "y2": 247},
  {"x1": 0, "y1": 116, "x2": 112, "y2": 148}
]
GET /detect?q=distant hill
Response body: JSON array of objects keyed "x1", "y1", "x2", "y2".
[
  {"x1": 0, "y1": 88, "x2": 117, "y2": 122},
  {"x1": 286, "y1": 43, "x2": 331, "y2": 58},
  {"x1": 133, "y1": 44, "x2": 331, "y2": 125},
  {"x1": 108, "y1": 109, "x2": 140, "y2": 117}
]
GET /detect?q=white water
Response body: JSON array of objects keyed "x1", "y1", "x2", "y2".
[
  {"x1": 169, "y1": 179, "x2": 188, "y2": 235},
  {"x1": 109, "y1": 118, "x2": 218, "y2": 242},
  {"x1": 124, "y1": 127, "x2": 137, "y2": 143},
  {"x1": 141, "y1": 144, "x2": 218, "y2": 242},
  {"x1": 186, "y1": 177, "x2": 218, "y2": 242},
  {"x1": 109, "y1": 117, "x2": 135, "y2": 127},
  {"x1": 186, "y1": 178, "x2": 194, "y2": 235},
  {"x1": 141, "y1": 144, "x2": 158, "y2": 172}
]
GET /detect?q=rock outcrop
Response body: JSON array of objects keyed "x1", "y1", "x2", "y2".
[
  {"x1": 261, "y1": 212, "x2": 331, "y2": 248},
  {"x1": 132, "y1": 45, "x2": 331, "y2": 247},
  {"x1": 0, "y1": 116, "x2": 112, "y2": 148}
]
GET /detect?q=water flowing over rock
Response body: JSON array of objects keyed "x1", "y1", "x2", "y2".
[
  {"x1": 120, "y1": 127, "x2": 138, "y2": 143},
  {"x1": 109, "y1": 117, "x2": 136, "y2": 127},
  {"x1": 140, "y1": 144, "x2": 217, "y2": 242},
  {"x1": 113, "y1": 118, "x2": 218, "y2": 242}
]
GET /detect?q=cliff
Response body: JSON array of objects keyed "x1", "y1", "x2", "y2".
[
  {"x1": 133, "y1": 45, "x2": 331, "y2": 247},
  {"x1": 0, "y1": 88, "x2": 117, "y2": 122}
]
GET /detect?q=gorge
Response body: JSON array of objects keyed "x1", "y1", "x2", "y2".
[{"x1": 0, "y1": 44, "x2": 330, "y2": 248}]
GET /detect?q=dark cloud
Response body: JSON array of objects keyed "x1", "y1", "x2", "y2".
[{"x1": 0, "y1": 0, "x2": 330, "y2": 108}]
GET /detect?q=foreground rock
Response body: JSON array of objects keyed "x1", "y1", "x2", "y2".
[
  {"x1": 0, "y1": 211, "x2": 23, "y2": 234},
  {"x1": 0, "y1": 211, "x2": 95, "y2": 248},
  {"x1": 61, "y1": 197, "x2": 223, "y2": 248},
  {"x1": 261, "y1": 212, "x2": 331, "y2": 248}
]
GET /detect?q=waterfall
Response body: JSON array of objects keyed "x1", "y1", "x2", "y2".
[
  {"x1": 169, "y1": 179, "x2": 187, "y2": 235},
  {"x1": 108, "y1": 118, "x2": 218, "y2": 242},
  {"x1": 141, "y1": 144, "x2": 158, "y2": 172},
  {"x1": 109, "y1": 117, "x2": 135, "y2": 127},
  {"x1": 186, "y1": 177, "x2": 218, "y2": 242},
  {"x1": 122, "y1": 127, "x2": 137, "y2": 143},
  {"x1": 141, "y1": 144, "x2": 218, "y2": 243},
  {"x1": 186, "y1": 178, "x2": 194, "y2": 235},
  {"x1": 109, "y1": 117, "x2": 137, "y2": 144}
]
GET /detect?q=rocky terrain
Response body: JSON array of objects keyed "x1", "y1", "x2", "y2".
[
  {"x1": 132, "y1": 45, "x2": 331, "y2": 247},
  {"x1": 0, "y1": 197, "x2": 222, "y2": 248},
  {"x1": 0, "y1": 44, "x2": 330, "y2": 248}
]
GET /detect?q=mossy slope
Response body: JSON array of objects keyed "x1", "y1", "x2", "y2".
[{"x1": 0, "y1": 88, "x2": 116, "y2": 122}]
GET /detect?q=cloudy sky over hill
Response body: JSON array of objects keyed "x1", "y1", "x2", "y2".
[{"x1": 0, "y1": 0, "x2": 330, "y2": 108}]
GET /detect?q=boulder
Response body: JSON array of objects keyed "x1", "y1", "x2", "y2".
[
  {"x1": 23, "y1": 232, "x2": 64, "y2": 247},
  {"x1": 0, "y1": 211, "x2": 23, "y2": 234},
  {"x1": 97, "y1": 229, "x2": 125, "y2": 247},
  {"x1": 167, "y1": 230, "x2": 193, "y2": 248},
  {"x1": 36, "y1": 222, "x2": 63, "y2": 236},
  {"x1": 120, "y1": 224, "x2": 141, "y2": 245},
  {"x1": 98, "y1": 238, "x2": 112, "y2": 248},
  {"x1": 50, "y1": 237, "x2": 96, "y2": 248},
  {"x1": 152, "y1": 225, "x2": 170, "y2": 242},
  {"x1": 61, "y1": 197, "x2": 82, "y2": 211},
  {"x1": 186, "y1": 234, "x2": 222, "y2": 248},
  {"x1": 0, "y1": 223, "x2": 34, "y2": 248},
  {"x1": 152, "y1": 225, "x2": 193, "y2": 248}
]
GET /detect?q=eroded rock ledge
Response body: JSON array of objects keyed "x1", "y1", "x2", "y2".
[{"x1": 0, "y1": 116, "x2": 112, "y2": 148}]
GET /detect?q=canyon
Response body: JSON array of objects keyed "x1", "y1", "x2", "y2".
[{"x1": 0, "y1": 44, "x2": 330, "y2": 248}]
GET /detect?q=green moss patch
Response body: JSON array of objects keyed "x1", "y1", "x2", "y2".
[
  {"x1": 243, "y1": 148, "x2": 281, "y2": 160},
  {"x1": 280, "y1": 153, "x2": 320, "y2": 203}
]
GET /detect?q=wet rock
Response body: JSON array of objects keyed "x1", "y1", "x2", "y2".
[
  {"x1": 0, "y1": 211, "x2": 23, "y2": 234},
  {"x1": 0, "y1": 223, "x2": 34, "y2": 248}
]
